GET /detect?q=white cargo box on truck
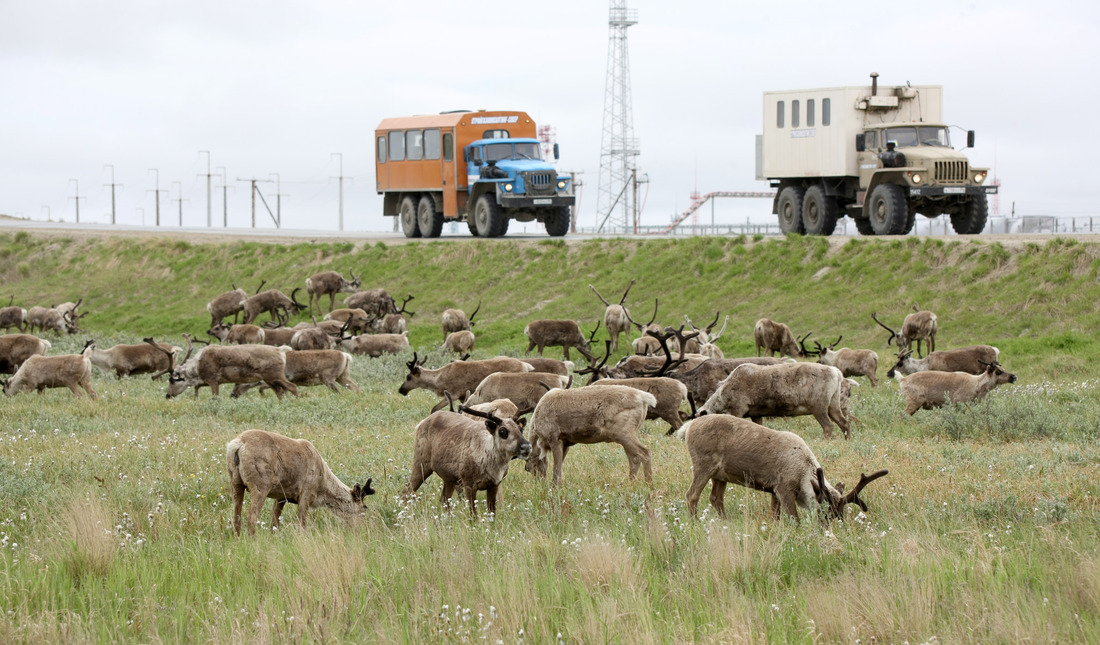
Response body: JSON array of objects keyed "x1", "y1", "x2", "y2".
[{"x1": 757, "y1": 85, "x2": 943, "y2": 180}]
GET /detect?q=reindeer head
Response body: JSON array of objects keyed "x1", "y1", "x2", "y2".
[
  {"x1": 460, "y1": 405, "x2": 531, "y2": 461},
  {"x1": 207, "y1": 322, "x2": 231, "y2": 342},
  {"x1": 815, "y1": 468, "x2": 890, "y2": 520},
  {"x1": 979, "y1": 360, "x2": 1018, "y2": 385},
  {"x1": 885, "y1": 349, "x2": 914, "y2": 379},
  {"x1": 397, "y1": 352, "x2": 429, "y2": 396},
  {"x1": 347, "y1": 270, "x2": 362, "y2": 291},
  {"x1": 350, "y1": 478, "x2": 376, "y2": 503}
]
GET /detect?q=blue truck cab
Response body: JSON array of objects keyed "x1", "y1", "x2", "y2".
[{"x1": 463, "y1": 138, "x2": 575, "y2": 237}]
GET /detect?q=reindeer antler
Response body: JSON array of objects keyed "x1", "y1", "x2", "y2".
[
  {"x1": 468, "y1": 299, "x2": 480, "y2": 323},
  {"x1": 144, "y1": 336, "x2": 177, "y2": 380},
  {"x1": 625, "y1": 299, "x2": 658, "y2": 330},
  {"x1": 589, "y1": 284, "x2": 611, "y2": 307},
  {"x1": 618, "y1": 279, "x2": 636, "y2": 305},
  {"x1": 798, "y1": 331, "x2": 815, "y2": 357},
  {"x1": 710, "y1": 315, "x2": 729, "y2": 342},
  {"x1": 458, "y1": 404, "x2": 503, "y2": 430},
  {"x1": 839, "y1": 470, "x2": 890, "y2": 512},
  {"x1": 871, "y1": 312, "x2": 899, "y2": 346},
  {"x1": 574, "y1": 340, "x2": 612, "y2": 384},
  {"x1": 396, "y1": 294, "x2": 416, "y2": 316}
]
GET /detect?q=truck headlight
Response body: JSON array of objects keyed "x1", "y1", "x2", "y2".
[
  {"x1": 557, "y1": 180, "x2": 567, "y2": 189},
  {"x1": 908, "y1": 172, "x2": 922, "y2": 184},
  {"x1": 504, "y1": 183, "x2": 513, "y2": 192},
  {"x1": 973, "y1": 172, "x2": 986, "y2": 184}
]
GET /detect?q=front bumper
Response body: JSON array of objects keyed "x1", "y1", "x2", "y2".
[
  {"x1": 909, "y1": 185, "x2": 998, "y2": 197},
  {"x1": 498, "y1": 194, "x2": 576, "y2": 208}
]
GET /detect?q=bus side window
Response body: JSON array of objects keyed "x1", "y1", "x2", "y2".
[
  {"x1": 443, "y1": 133, "x2": 453, "y2": 162},
  {"x1": 424, "y1": 129, "x2": 441, "y2": 160},
  {"x1": 377, "y1": 136, "x2": 387, "y2": 163},
  {"x1": 389, "y1": 131, "x2": 405, "y2": 161},
  {"x1": 406, "y1": 130, "x2": 424, "y2": 161}
]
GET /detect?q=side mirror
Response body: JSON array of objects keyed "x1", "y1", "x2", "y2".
[
  {"x1": 855, "y1": 134, "x2": 866, "y2": 153},
  {"x1": 966, "y1": 130, "x2": 976, "y2": 148},
  {"x1": 553, "y1": 143, "x2": 560, "y2": 160}
]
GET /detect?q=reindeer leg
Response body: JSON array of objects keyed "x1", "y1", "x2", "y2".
[
  {"x1": 709, "y1": 480, "x2": 728, "y2": 518},
  {"x1": 271, "y1": 500, "x2": 286, "y2": 531},
  {"x1": 685, "y1": 470, "x2": 712, "y2": 517},
  {"x1": 776, "y1": 488, "x2": 801, "y2": 522},
  {"x1": 551, "y1": 441, "x2": 566, "y2": 487},
  {"x1": 231, "y1": 480, "x2": 246, "y2": 536},
  {"x1": 246, "y1": 487, "x2": 269, "y2": 537},
  {"x1": 485, "y1": 484, "x2": 498, "y2": 515},
  {"x1": 813, "y1": 412, "x2": 835, "y2": 439}
]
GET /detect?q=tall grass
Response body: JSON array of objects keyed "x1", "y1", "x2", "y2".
[{"x1": 2, "y1": 233, "x2": 1100, "y2": 642}]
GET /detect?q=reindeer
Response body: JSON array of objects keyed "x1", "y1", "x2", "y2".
[
  {"x1": 232, "y1": 349, "x2": 359, "y2": 397},
  {"x1": 241, "y1": 288, "x2": 305, "y2": 326},
  {"x1": 442, "y1": 300, "x2": 481, "y2": 339},
  {"x1": 812, "y1": 337, "x2": 880, "y2": 387},
  {"x1": 27, "y1": 306, "x2": 80, "y2": 336},
  {"x1": 754, "y1": 318, "x2": 810, "y2": 358},
  {"x1": 86, "y1": 340, "x2": 181, "y2": 379},
  {"x1": 338, "y1": 331, "x2": 409, "y2": 357},
  {"x1": 147, "y1": 335, "x2": 298, "y2": 400},
  {"x1": 207, "y1": 281, "x2": 262, "y2": 327},
  {"x1": 372, "y1": 295, "x2": 415, "y2": 334},
  {"x1": 872, "y1": 306, "x2": 938, "y2": 357},
  {"x1": 0, "y1": 296, "x2": 27, "y2": 332},
  {"x1": 290, "y1": 318, "x2": 338, "y2": 351},
  {"x1": 0, "y1": 334, "x2": 51, "y2": 374},
  {"x1": 886, "y1": 345, "x2": 1000, "y2": 378},
  {"x1": 207, "y1": 322, "x2": 266, "y2": 345},
  {"x1": 625, "y1": 300, "x2": 661, "y2": 355},
  {"x1": 899, "y1": 360, "x2": 1017, "y2": 415},
  {"x1": 305, "y1": 270, "x2": 362, "y2": 316},
  {"x1": 398, "y1": 352, "x2": 532, "y2": 406},
  {"x1": 227, "y1": 429, "x2": 375, "y2": 536},
  {"x1": 590, "y1": 280, "x2": 634, "y2": 352},
  {"x1": 524, "y1": 319, "x2": 599, "y2": 361},
  {"x1": 2, "y1": 340, "x2": 96, "y2": 399},
  {"x1": 323, "y1": 308, "x2": 373, "y2": 334},
  {"x1": 684, "y1": 312, "x2": 726, "y2": 354},
  {"x1": 442, "y1": 330, "x2": 476, "y2": 355},
  {"x1": 344, "y1": 288, "x2": 396, "y2": 317},
  {"x1": 679, "y1": 415, "x2": 888, "y2": 521}
]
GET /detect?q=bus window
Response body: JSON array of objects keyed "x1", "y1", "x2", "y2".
[
  {"x1": 377, "y1": 136, "x2": 387, "y2": 163},
  {"x1": 425, "y1": 129, "x2": 441, "y2": 160},
  {"x1": 443, "y1": 133, "x2": 453, "y2": 162},
  {"x1": 483, "y1": 129, "x2": 509, "y2": 139},
  {"x1": 777, "y1": 101, "x2": 785, "y2": 128},
  {"x1": 389, "y1": 131, "x2": 405, "y2": 161},
  {"x1": 406, "y1": 130, "x2": 424, "y2": 161}
]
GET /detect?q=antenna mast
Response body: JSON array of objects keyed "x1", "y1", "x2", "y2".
[{"x1": 596, "y1": 0, "x2": 640, "y2": 234}]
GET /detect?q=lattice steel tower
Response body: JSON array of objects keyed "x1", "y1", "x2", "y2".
[{"x1": 596, "y1": 0, "x2": 639, "y2": 234}]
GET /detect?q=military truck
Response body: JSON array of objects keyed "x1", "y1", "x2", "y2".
[
  {"x1": 756, "y1": 73, "x2": 998, "y2": 236},
  {"x1": 375, "y1": 110, "x2": 574, "y2": 238}
]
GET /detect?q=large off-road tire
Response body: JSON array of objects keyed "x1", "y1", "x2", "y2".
[
  {"x1": 473, "y1": 194, "x2": 505, "y2": 238},
  {"x1": 399, "y1": 195, "x2": 421, "y2": 238},
  {"x1": 802, "y1": 185, "x2": 838, "y2": 236},
  {"x1": 417, "y1": 196, "x2": 443, "y2": 238},
  {"x1": 777, "y1": 186, "x2": 806, "y2": 235},
  {"x1": 854, "y1": 217, "x2": 875, "y2": 235},
  {"x1": 466, "y1": 218, "x2": 479, "y2": 237},
  {"x1": 904, "y1": 207, "x2": 917, "y2": 234},
  {"x1": 867, "y1": 184, "x2": 909, "y2": 235},
  {"x1": 950, "y1": 193, "x2": 989, "y2": 234},
  {"x1": 544, "y1": 206, "x2": 570, "y2": 237}
]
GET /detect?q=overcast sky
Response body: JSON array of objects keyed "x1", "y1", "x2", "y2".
[{"x1": 2, "y1": 1, "x2": 1097, "y2": 232}]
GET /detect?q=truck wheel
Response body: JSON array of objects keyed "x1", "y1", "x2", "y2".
[
  {"x1": 400, "y1": 195, "x2": 421, "y2": 238},
  {"x1": 777, "y1": 186, "x2": 806, "y2": 235},
  {"x1": 417, "y1": 196, "x2": 443, "y2": 238},
  {"x1": 950, "y1": 194, "x2": 989, "y2": 234},
  {"x1": 867, "y1": 184, "x2": 909, "y2": 235},
  {"x1": 854, "y1": 218, "x2": 875, "y2": 235},
  {"x1": 467, "y1": 218, "x2": 479, "y2": 237},
  {"x1": 474, "y1": 194, "x2": 505, "y2": 238},
  {"x1": 904, "y1": 207, "x2": 917, "y2": 234},
  {"x1": 802, "y1": 186, "x2": 838, "y2": 236},
  {"x1": 544, "y1": 207, "x2": 570, "y2": 237}
]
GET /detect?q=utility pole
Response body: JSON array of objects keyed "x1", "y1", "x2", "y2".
[
  {"x1": 198, "y1": 150, "x2": 213, "y2": 228},
  {"x1": 331, "y1": 152, "x2": 348, "y2": 231},
  {"x1": 67, "y1": 178, "x2": 86, "y2": 223},
  {"x1": 236, "y1": 177, "x2": 275, "y2": 228},
  {"x1": 270, "y1": 173, "x2": 288, "y2": 228},
  {"x1": 171, "y1": 181, "x2": 188, "y2": 226},
  {"x1": 216, "y1": 166, "x2": 229, "y2": 226},
  {"x1": 147, "y1": 169, "x2": 167, "y2": 226},
  {"x1": 103, "y1": 164, "x2": 122, "y2": 225}
]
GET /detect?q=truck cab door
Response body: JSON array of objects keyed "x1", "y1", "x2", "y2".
[
  {"x1": 441, "y1": 130, "x2": 458, "y2": 216},
  {"x1": 857, "y1": 129, "x2": 882, "y2": 196}
]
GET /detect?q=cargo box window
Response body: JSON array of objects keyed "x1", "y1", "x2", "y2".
[
  {"x1": 792, "y1": 100, "x2": 800, "y2": 128},
  {"x1": 443, "y1": 133, "x2": 453, "y2": 162},
  {"x1": 776, "y1": 101, "x2": 785, "y2": 128},
  {"x1": 389, "y1": 131, "x2": 405, "y2": 161},
  {"x1": 377, "y1": 136, "x2": 387, "y2": 163},
  {"x1": 807, "y1": 99, "x2": 815, "y2": 127},
  {"x1": 406, "y1": 130, "x2": 424, "y2": 161},
  {"x1": 822, "y1": 98, "x2": 831, "y2": 126},
  {"x1": 424, "y1": 129, "x2": 441, "y2": 160},
  {"x1": 483, "y1": 129, "x2": 510, "y2": 139}
]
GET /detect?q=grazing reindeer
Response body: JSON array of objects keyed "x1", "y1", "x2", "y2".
[
  {"x1": 305, "y1": 270, "x2": 362, "y2": 316},
  {"x1": 0, "y1": 296, "x2": 27, "y2": 333},
  {"x1": 147, "y1": 335, "x2": 298, "y2": 400},
  {"x1": 323, "y1": 308, "x2": 374, "y2": 334},
  {"x1": 679, "y1": 415, "x2": 888, "y2": 521},
  {"x1": 524, "y1": 319, "x2": 599, "y2": 361},
  {"x1": 227, "y1": 429, "x2": 374, "y2": 536},
  {"x1": 241, "y1": 288, "x2": 306, "y2": 326},
  {"x1": 2, "y1": 340, "x2": 96, "y2": 399},
  {"x1": 813, "y1": 337, "x2": 880, "y2": 387},
  {"x1": 685, "y1": 312, "x2": 727, "y2": 357},
  {"x1": 886, "y1": 345, "x2": 1000, "y2": 378},
  {"x1": 872, "y1": 305, "x2": 938, "y2": 357},
  {"x1": 0, "y1": 334, "x2": 51, "y2": 374},
  {"x1": 442, "y1": 300, "x2": 481, "y2": 339},
  {"x1": 898, "y1": 360, "x2": 1017, "y2": 415},
  {"x1": 754, "y1": 318, "x2": 811, "y2": 358},
  {"x1": 344, "y1": 289, "x2": 396, "y2": 317},
  {"x1": 372, "y1": 295, "x2": 415, "y2": 334},
  {"x1": 590, "y1": 279, "x2": 634, "y2": 353},
  {"x1": 207, "y1": 281, "x2": 262, "y2": 327},
  {"x1": 625, "y1": 300, "x2": 661, "y2": 355}
]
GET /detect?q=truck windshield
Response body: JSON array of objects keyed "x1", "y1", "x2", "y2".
[
  {"x1": 483, "y1": 142, "x2": 543, "y2": 162},
  {"x1": 883, "y1": 126, "x2": 951, "y2": 148}
]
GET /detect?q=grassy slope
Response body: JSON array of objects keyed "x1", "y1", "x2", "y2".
[
  {"x1": 2, "y1": 231, "x2": 1100, "y2": 643},
  {"x1": 3, "y1": 231, "x2": 1099, "y2": 377}
]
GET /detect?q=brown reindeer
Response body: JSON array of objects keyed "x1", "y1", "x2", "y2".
[
  {"x1": 754, "y1": 318, "x2": 811, "y2": 358},
  {"x1": 305, "y1": 270, "x2": 362, "y2": 316},
  {"x1": 241, "y1": 288, "x2": 305, "y2": 326},
  {"x1": 442, "y1": 300, "x2": 481, "y2": 339},
  {"x1": 899, "y1": 360, "x2": 1017, "y2": 415},
  {"x1": 872, "y1": 305, "x2": 938, "y2": 357},
  {"x1": 524, "y1": 319, "x2": 599, "y2": 361},
  {"x1": 207, "y1": 281, "x2": 263, "y2": 327},
  {"x1": 590, "y1": 279, "x2": 634, "y2": 353}
]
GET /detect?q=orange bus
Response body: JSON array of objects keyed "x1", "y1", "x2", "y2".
[{"x1": 375, "y1": 110, "x2": 574, "y2": 238}]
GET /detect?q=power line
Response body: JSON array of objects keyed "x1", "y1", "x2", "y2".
[
  {"x1": 171, "y1": 181, "x2": 189, "y2": 226},
  {"x1": 147, "y1": 169, "x2": 167, "y2": 226},
  {"x1": 67, "y1": 178, "x2": 86, "y2": 223},
  {"x1": 198, "y1": 151, "x2": 213, "y2": 228},
  {"x1": 103, "y1": 164, "x2": 122, "y2": 225}
]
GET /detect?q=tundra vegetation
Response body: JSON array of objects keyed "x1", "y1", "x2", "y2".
[{"x1": 1, "y1": 232, "x2": 1100, "y2": 643}]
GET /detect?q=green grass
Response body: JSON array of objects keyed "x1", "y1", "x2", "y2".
[{"x1": 2, "y1": 233, "x2": 1100, "y2": 643}]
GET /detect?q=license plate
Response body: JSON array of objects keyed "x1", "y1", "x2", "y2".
[
  {"x1": 944, "y1": 187, "x2": 965, "y2": 194},
  {"x1": 533, "y1": 198, "x2": 552, "y2": 205}
]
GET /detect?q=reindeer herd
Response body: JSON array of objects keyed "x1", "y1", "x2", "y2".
[{"x1": 0, "y1": 273, "x2": 1020, "y2": 532}]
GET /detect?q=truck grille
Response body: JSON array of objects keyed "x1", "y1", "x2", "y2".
[
  {"x1": 523, "y1": 171, "x2": 556, "y2": 196},
  {"x1": 934, "y1": 161, "x2": 969, "y2": 184}
]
